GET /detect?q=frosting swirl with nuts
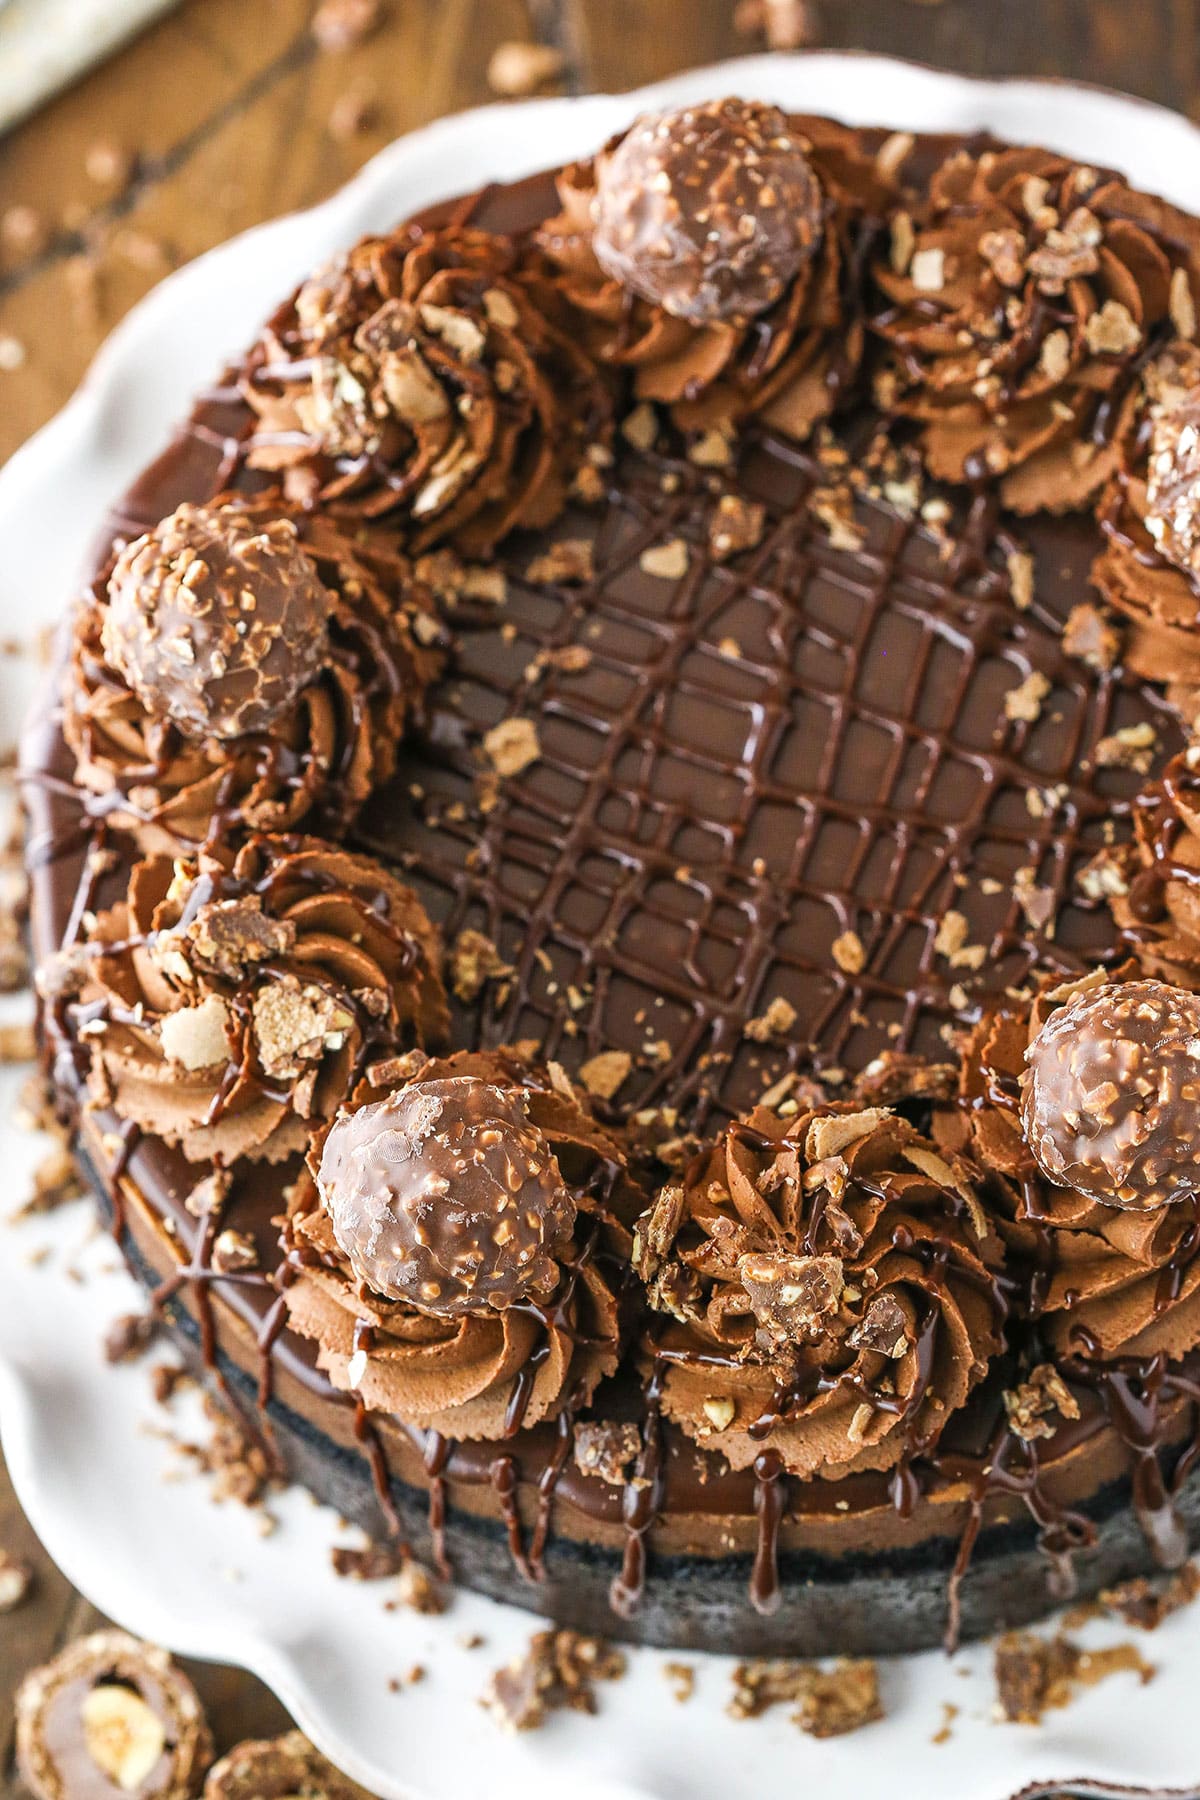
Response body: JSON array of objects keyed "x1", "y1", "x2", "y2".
[
  {"x1": 282, "y1": 1049, "x2": 641, "y2": 1438},
  {"x1": 870, "y1": 147, "x2": 1200, "y2": 509},
  {"x1": 242, "y1": 225, "x2": 613, "y2": 550},
  {"x1": 1111, "y1": 742, "x2": 1200, "y2": 983},
  {"x1": 633, "y1": 1104, "x2": 1005, "y2": 1479},
  {"x1": 1092, "y1": 343, "x2": 1200, "y2": 684},
  {"x1": 76, "y1": 836, "x2": 447, "y2": 1164},
  {"x1": 538, "y1": 111, "x2": 891, "y2": 441},
  {"x1": 65, "y1": 500, "x2": 441, "y2": 853}
]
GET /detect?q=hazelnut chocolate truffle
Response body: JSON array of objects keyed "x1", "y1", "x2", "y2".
[
  {"x1": 1145, "y1": 385, "x2": 1200, "y2": 577},
  {"x1": 592, "y1": 97, "x2": 823, "y2": 327},
  {"x1": 102, "y1": 501, "x2": 334, "y2": 741},
  {"x1": 1022, "y1": 978, "x2": 1200, "y2": 1210},
  {"x1": 317, "y1": 1075, "x2": 578, "y2": 1315},
  {"x1": 15, "y1": 1630, "x2": 212, "y2": 1800},
  {"x1": 203, "y1": 1730, "x2": 371, "y2": 1800}
]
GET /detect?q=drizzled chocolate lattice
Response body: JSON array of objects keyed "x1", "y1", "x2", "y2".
[{"x1": 359, "y1": 428, "x2": 1179, "y2": 1128}]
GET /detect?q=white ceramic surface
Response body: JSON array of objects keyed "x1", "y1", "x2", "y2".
[
  {"x1": 0, "y1": 0, "x2": 182, "y2": 135},
  {"x1": 3, "y1": 53, "x2": 1200, "y2": 1800}
]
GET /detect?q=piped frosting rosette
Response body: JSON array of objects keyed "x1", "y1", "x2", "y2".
[
  {"x1": 75, "y1": 835, "x2": 447, "y2": 1164},
  {"x1": 280, "y1": 1048, "x2": 643, "y2": 1439},
  {"x1": 538, "y1": 101, "x2": 894, "y2": 442},
  {"x1": 942, "y1": 965, "x2": 1200, "y2": 1358},
  {"x1": 241, "y1": 224, "x2": 613, "y2": 550},
  {"x1": 64, "y1": 498, "x2": 442, "y2": 854},
  {"x1": 1092, "y1": 342, "x2": 1200, "y2": 684},
  {"x1": 869, "y1": 145, "x2": 1200, "y2": 510},
  {"x1": 633, "y1": 1102, "x2": 1007, "y2": 1479}
]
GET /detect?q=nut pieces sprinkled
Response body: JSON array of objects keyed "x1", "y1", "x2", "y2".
[
  {"x1": 103, "y1": 502, "x2": 334, "y2": 742},
  {"x1": 592, "y1": 98, "x2": 824, "y2": 327},
  {"x1": 1022, "y1": 978, "x2": 1200, "y2": 1211},
  {"x1": 317, "y1": 1074, "x2": 578, "y2": 1315}
]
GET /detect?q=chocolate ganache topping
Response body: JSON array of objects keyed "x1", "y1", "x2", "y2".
[
  {"x1": 538, "y1": 107, "x2": 892, "y2": 439},
  {"x1": 282, "y1": 1049, "x2": 640, "y2": 1438},
  {"x1": 1092, "y1": 343, "x2": 1200, "y2": 683},
  {"x1": 65, "y1": 500, "x2": 442, "y2": 853},
  {"x1": 943, "y1": 970, "x2": 1200, "y2": 1357},
  {"x1": 241, "y1": 224, "x2": 613, "y2": 549},
  {"x1": 869, "y1": 146, "x2": 1200, "y2": 510},
  {"x1": 633, "y1": 1103, "x2": 1006, "y2": 1479},
  {"x1": 73, "y1": 836, "x2": 447, "y2": 1164}
]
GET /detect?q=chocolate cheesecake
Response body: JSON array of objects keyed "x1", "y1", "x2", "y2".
[{"x1": 24, "y1": 98, "x2": 1200, "y2": 1660}]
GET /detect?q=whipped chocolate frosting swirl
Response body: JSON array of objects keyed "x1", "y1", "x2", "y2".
[
  {"x1": 76, "y1": 835, "x2": 448, "y2": 1164},
  {"x1": 64, "y1": 500, "x2": 441, "y2": 854},
  {"x1": 870, "y1": 146, "x2": 1200, "y2": 510},
  {"x1": 942, "y1": 969, "x2": 1200, "y2": 1358},
  {"x1": 1092, "y1": 343, "x2": 1200, "y2": 683},
  {"x1": 282, "y1": 1049, "x2": 641, "y2": 1439},
  {"x1": 633, "y1": 1104, "x2": 1005, "y2": 1479},
  {"x1": 538, "y1": 112, "x2": 892, "y2": 440},
  {"x1": 242, "y1": 225, "x2": 613, "y2": 551},
  {"x1": 1109, "y1": 743, "x2": 1200, "y2": 985}
]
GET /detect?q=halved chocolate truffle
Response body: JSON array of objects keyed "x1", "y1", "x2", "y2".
[
  {"x1": 103, "y1": 502, "x2": 334, "y2": 742},
  {"x1": 15, "y1": 1630, "x2": 212, "y2": 1800},
  {"x1": 1022, "y1": 977, "x2": 1200, "y2": 1211},
  {"x1": 592, "y1": 97, "x2": 823, "y2": 327}
]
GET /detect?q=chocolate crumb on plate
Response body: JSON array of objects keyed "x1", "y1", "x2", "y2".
[
  {"x1": 481, "y1": 1629, "x2": 626, "y2": 1732},
  {"x1": 331, "y1": 1539, "x2": 409, "y2": 1581},
  {"x1": 994, "y1": 1630, "x2": 1154, "y2": 1724},
  {"x1": 728, "y1": 1657, "x2": 883, "y2": 1735}
]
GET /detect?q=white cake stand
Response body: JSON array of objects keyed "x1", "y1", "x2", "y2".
[{"x1": 3, "y1": 53, "x2": 1200, "y2": 1800}]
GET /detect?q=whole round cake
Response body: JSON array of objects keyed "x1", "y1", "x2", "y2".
[{"x1": 25, "y1": 95, "x2": 1200, "y2": 1658}]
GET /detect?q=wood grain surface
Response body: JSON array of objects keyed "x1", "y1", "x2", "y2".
[{"x1": 2, "y1": 0, "x2": 1199, "y2": 1791}]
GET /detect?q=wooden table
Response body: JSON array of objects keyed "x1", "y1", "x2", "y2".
[{"x1": 2, "y1": 0, "x2": 1199, "y2": 1790}]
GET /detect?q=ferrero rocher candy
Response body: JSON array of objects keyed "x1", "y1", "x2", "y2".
[
  {"x1": 203, "y1": 1731, "x2": 370, "y2": 1800},
  {"x1": 15, "y1": 1630, "x2": 212, "y2": 1800},
  {"x1": 592, "y1": 97, "x2": 824, "y2": 326},
  {"x1": 1145, "y1": 385, "x2": 1200, "y2": 577},
  {"x1": 1022, "y1": 978, "x2": 1200, "y2": 1211},
  {"x1": 317, "y1": 1074, "x2": 578, "y2": 1315},
  {"x1": 102, "y1": 501, "x2": 334, "y2": 741}
]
